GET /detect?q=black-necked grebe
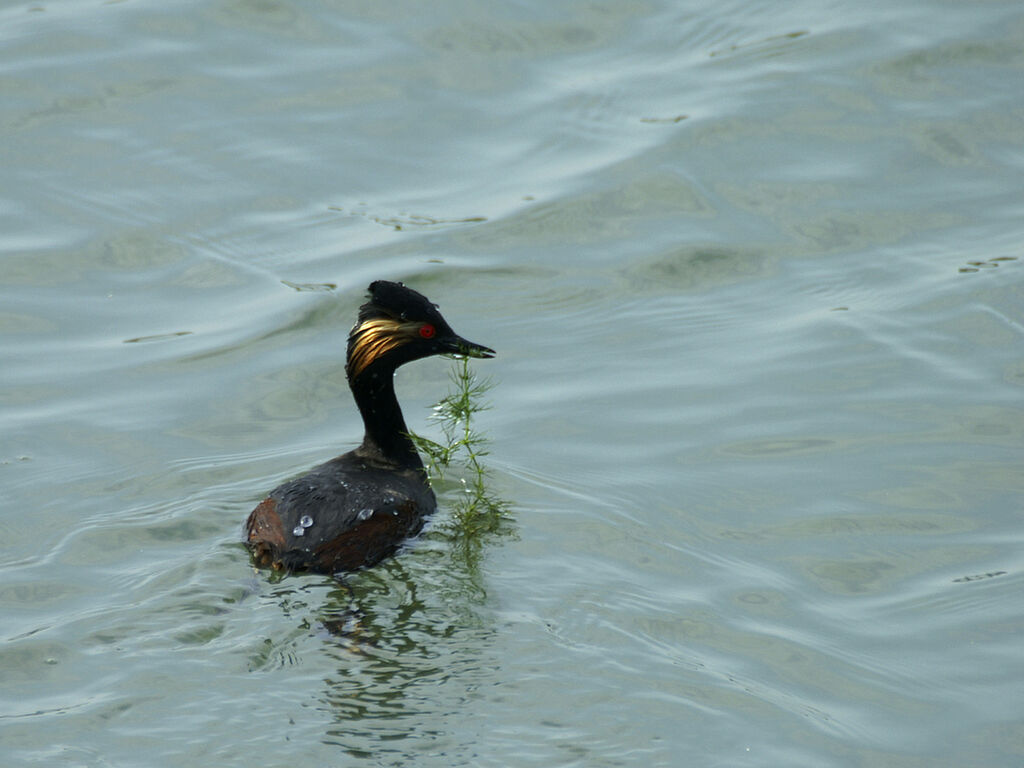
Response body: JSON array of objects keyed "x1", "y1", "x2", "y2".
[{"x1": 245, "y1": 280, "x2": 495, "y2": 573}]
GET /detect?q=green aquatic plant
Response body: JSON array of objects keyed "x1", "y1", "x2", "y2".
[{"x1": 409, "y1": 356, "x2": 510, "y2": 538}]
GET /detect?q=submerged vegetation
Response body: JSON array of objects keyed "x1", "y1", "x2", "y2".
[{"x1": 409, "y1": 356, "x2": 511, "y2": 539}]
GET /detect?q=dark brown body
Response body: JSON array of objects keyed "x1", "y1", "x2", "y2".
[
  {"x1": 246, "y1": 451, "x2": 434, "y2": 573},
  {"x1": 244, "y1": 280, "x2": 493, "y2": 575}
]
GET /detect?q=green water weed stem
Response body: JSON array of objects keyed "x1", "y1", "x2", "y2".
[{"x1": 409, "y1": 356, "x2": 510, "y2": 537}]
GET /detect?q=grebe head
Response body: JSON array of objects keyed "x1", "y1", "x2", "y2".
[{"x1": 346, "y1": 280, "x2": 495, "y2": 381}]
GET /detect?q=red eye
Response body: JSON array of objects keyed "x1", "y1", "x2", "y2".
[{"x1": 419, "y1": 324, "x2": 436, "y2": 339}]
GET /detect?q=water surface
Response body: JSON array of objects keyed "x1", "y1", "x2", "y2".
[{"x1": 3, "y1": 0, "x2": 1024, "y2": 765}]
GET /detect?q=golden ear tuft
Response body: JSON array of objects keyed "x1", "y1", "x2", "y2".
[{"x1": 347, "y1": 318, "x2": 411, "y2": 378}]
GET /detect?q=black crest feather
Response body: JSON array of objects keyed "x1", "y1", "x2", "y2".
[{"x1": 362, "y1": 281, "x2": 439, "y2": 323}]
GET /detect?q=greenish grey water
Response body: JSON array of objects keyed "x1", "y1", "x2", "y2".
[{"x1": 3, "y1": 0, "x2": 1024, "y2": 765}]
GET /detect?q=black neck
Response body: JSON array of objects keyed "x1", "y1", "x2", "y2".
[{"x1": 349, "y1": 366, "x2": 423, "y2": 469}]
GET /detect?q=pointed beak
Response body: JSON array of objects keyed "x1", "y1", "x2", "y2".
[{"x1": 444, "y1": 335, "x2": 496, "y2": 359}]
